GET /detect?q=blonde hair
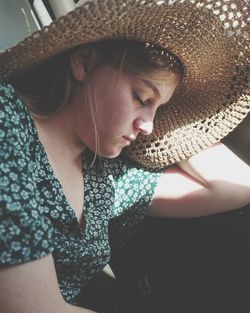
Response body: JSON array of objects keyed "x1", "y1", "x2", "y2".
[{"x1": 12, "y1": 39, "x2": 183, "y2": 158}]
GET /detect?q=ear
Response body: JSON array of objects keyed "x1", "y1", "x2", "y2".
[
  {"x1": 70, "y1": 47, "x2": 96, "y2": 82},
  {"x1": 69, "y1": 50, "x2": 87, "y2": 82}
]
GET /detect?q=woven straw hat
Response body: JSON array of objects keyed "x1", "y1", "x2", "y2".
[{"x1": 0, "y1": 0, "x2": 249, "y2": 168}]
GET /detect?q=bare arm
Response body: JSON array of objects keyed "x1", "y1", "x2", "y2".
[
  {"x1": 0, "y1": 254, "x2": 95, "y2": 313},
  {"x1": 150, "y1": 143, "x2": 250, "y2": 218}
]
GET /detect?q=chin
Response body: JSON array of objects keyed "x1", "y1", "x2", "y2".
[
  {"x1": 101, "y1": 151, "x2": 121, "y2": 159},
  {"x1": 86, "y1": 141, "x2": 123, "y2": 159},
  {"x1": 98, "y1": 146, "x2": 123, "y2": 159}
]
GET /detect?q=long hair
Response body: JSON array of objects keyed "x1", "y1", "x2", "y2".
[{"x1": 12, "y1": 39, "x2": 184, "y2": 158}]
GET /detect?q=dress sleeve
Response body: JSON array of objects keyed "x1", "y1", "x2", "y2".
[
  {"x1": 0, "y1": 83, "x2": 54, "y2": 265},
  {"x1": 109, "y1": 157, "x2": 162, "y2": 247}
]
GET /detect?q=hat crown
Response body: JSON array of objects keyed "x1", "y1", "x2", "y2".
[{"x1": 0, "y1": 0, "x2": 249, "y2": 168}]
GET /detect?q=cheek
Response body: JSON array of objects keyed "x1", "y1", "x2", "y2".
[{"x1": 96, "y1": 92, "x2": 132, "y2": 127}]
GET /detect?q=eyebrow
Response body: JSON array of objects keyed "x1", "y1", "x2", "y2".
[{"x1": 142, "y1": 80, "x2": 160, "y2": 99}]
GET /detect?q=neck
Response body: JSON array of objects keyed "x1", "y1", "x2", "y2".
[{"x1": 33, "y1": 104, "x2": 85, "y2": 161}]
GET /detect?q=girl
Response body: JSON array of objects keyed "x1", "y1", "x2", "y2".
[{"x1": 0, "y1": 1, "x2": 249, "y2": 312}]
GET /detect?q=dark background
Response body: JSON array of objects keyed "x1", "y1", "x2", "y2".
[
  {"x1": 79, "y1": 113, "x2": 250, "y2": 313},
  {"x1": 110, "y1": 112, "x2": 250, "y2": 313}
]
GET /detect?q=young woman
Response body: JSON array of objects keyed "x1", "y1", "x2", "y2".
[{"x1": 0, "y1": 1, "x2": 249, "y2": 312}]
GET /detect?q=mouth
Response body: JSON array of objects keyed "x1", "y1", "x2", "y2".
[{"x1": 122, "y1": 136, "x2": 135, "y2": 145}]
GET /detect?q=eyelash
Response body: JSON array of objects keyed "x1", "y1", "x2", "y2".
[{"x1": 133, "y1": 91, "x2": 146, "y2": 106}]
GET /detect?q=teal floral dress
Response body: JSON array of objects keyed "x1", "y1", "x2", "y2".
[{"x1": 0, "y1": 80, "x2": 162, "y2": 304}]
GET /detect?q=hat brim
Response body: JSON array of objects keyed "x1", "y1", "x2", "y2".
[{"x1": 0, "y1": 0, "x2": 249, "y2": 168}]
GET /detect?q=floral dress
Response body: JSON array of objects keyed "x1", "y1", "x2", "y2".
[{"x1": 0, "y1": 81, "x2": 162, "y2": 304}]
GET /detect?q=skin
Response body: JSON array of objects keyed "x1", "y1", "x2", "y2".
[
  {"x1": 1, "y1": 50, "x2": 250, "y2": 313},
  {"x1": 33, "y1": 54, "x2": 179, "y2": 226},
  {"x1": 66, "y1": 51, "x2": 180, "y2": 159},
  {"x1": 76, "y1": 67, "x2": 178, "y2": 158},
  {"x1": 151, "y1": 143, "x2": 250, "y2": 217}
]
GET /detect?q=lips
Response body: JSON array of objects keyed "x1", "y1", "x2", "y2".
[
  {"x1": 122, "y1": 136, "x2": 132, "y2": 144},
  {"x1": 122, "y1": 136, "x2": 136, "y2": 145}
]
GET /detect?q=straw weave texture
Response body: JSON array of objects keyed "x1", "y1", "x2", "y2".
[{"x1": 0, "y1": 0, "x2": 249, "y2": 167}]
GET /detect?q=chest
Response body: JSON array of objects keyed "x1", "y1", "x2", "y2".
[
  {"x1": 58, "y1": 165, "x2": 84, "y2": 225},
  {"x1": 46, "y1": 156, "x2": 85, "y2": 226}
]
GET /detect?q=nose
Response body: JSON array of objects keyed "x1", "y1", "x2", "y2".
[{"x1": 134, "y1": 118, "x2": 154, "y2": 135}]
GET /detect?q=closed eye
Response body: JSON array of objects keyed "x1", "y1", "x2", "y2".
[{"x1": 133, "y1": 91, "x2": 146, "y2": 106}]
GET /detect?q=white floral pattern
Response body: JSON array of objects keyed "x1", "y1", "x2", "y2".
[{"x1": 0, "y1": 81, "x2": 161, "y2": 304}]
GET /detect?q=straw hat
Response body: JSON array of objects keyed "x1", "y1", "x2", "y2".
[{"x1": 0, "y1": 0, "x2": 249, "y2": 168}]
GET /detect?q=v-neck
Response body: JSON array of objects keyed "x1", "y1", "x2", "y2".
[
  {"x1": 21, "y1": 104, "x2": 86, "y2": 235},
  {"x1": 1, "y1": 82, "x2": 160, "y2": 305},
  {"x1": 37, "y1": 141, "x2": 87, "y2": 234}
]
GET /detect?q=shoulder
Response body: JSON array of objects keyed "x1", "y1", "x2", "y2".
[
  {"x1": 0, "y1": 82, "x2": 36, "y2": 157},
  {"x1": 106, "y1": 155, "x2": 162, "y2": 215},
  {"x1": 0, "y1": 82, "x2": 32, "y2": 126},
  {"x1": 0, "y1": 82, "x2": 41, "y2": 193},
  {"x1": 104, "y1": 154, "x2": 162, "y2": 180},
  {"x1": 103, "y1": 155, "x2": 162, "y2": 196},
  {"x1": 0, "y1": 83, "x2": 54, "y2": 266},
  {"x1": 0, "y1": 82, "x2": 24, "y2": 116}
]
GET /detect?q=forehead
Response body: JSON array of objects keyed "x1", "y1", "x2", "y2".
[
  {"x1": 93, "y1": 65, "x2": 179, "y2": 98},
  {"x1": 142, "y1": 75, "x2": 180, "y2": 96},
  {"x1": 129, "y1": 69, "x2": 179, "y2": 85}
]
